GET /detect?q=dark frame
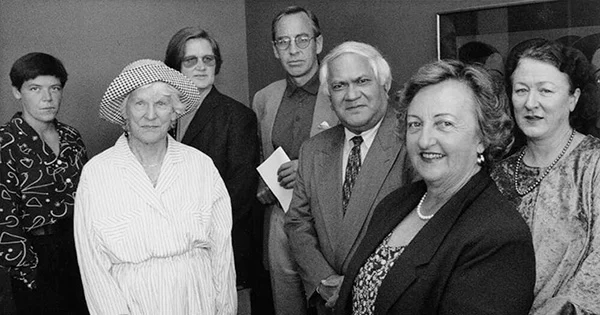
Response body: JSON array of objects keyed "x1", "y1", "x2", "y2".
[{"x1": 437, "y1": 0, "x2": 600, "y2": 61}]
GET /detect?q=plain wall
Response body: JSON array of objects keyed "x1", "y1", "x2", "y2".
[
  {"x1": 0, "y1": 0, "x2": 248, "y2": 156},
  {"x1": 245, "y1": 0, "x2": 548, "y2": 101}
]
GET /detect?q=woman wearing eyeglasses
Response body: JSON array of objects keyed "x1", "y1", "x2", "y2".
[{"x1": 164, "y1": 27, "x2": 260, "y2": 311}]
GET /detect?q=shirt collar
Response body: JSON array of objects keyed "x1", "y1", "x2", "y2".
[
  {"x1": 343, "y1": 118, "x2": 384, "y2": 152},
  {"x1": 285, "y1": 70, "x2": 320, "y2": 97}
]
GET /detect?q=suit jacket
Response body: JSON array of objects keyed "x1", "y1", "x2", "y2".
[
  {"x1": 252, "y1": 79, "x2": 338, "y2": 161},
  {"x1": 335, "y1": 170, "x2": 536, "y2": 315},
  {"x1": 180, "y1": 86, "x2": 259, "y2": 286},
  {"x1": 285, "y1": 110, "x2": 414, "y2": 300}
]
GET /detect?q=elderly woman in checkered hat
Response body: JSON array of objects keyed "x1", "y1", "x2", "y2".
[{"x1": 73, "y1": 59, "x2": 236, "y2": 315}]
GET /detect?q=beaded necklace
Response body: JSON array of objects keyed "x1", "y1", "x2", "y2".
[
  {"x1": 416, "y1": 192, "x2": 434, "y2": 220},
  {"x1": 513, "y1": 129, "x2": 575, "y2": 196}
]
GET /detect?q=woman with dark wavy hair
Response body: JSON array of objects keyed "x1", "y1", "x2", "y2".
[
  {"x1": 493, "y1": 39, "x2": 600, "y2": 314},
  {"x1": 335, "y1": 60, "x2": 535, "y2": 314}
]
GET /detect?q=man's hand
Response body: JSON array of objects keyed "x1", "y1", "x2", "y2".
[
  {"x1": 277, "y1": 160, "x2": 299, "y2": 189},
  {"x1": 317, "y1": 274, "x2": 344, "y2": 308},
  {"x1": 256, "y1": 179, "x2": 277, "y2": 205}
]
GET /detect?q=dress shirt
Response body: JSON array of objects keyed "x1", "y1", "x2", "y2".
[
  {"x1": 0, "y1": 112, "x2": 87, "y2": 285},
  {"x1": 342, "y1": 120, "x2": 382, "y2": 180},
  {"x1": 272, "y1": 72, "x2": 319, "y2": 159}
]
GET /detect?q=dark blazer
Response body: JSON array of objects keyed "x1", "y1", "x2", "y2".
[
  {"x1": 285, "y1": 109, "x2": 414, "y2": 300},
  {"x1": 180, "y1": 86, "x2": 259, "y2": 287},
  {"x1": 335, "y1": 170, "x2": 536, "y2": 315}
]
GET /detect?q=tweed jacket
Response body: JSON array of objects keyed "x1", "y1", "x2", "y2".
[{"x1": 285, "y1": 110, "x2": 414, "y2": 300}]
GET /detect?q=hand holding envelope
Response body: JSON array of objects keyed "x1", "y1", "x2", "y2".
[{"x1": 257, "y1": 147, "x2": 294, "y2": 212}]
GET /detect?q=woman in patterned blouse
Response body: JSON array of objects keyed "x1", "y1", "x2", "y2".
[
  {"x1": 0, "y1": 52, "x2": 88, "y2": 314},
  {"x1": 492, "y1": 39, "x2": 600, "y2": 314},
  {"x1": 335, "y1": 60, "x2": 535, "y2": 314},
  {"x1": 74, "y1": 59, "x2": 236, "y2": 314}
]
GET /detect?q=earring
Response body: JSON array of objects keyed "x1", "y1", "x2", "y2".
[{"x1": 476, "y1": 152, "x2": 485, "y2": 166}]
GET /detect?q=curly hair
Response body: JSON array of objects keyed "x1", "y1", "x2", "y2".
[
  {"x1": 505, "y1": 39, "x2": 600, "y2": 135},
  {"x1": 396, "y1": 59, "x2": 514, "y2": 166}
]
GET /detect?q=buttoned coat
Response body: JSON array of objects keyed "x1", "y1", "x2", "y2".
[
  {"x1": 285, "y1": 109, "x2": 414, "y2": 300},
  {"x1": 180, "y1": 86, "x2": 259, "y2": 286},
  {"x1": 334, "y1": 170, "x2": 536, "y2": 315}
]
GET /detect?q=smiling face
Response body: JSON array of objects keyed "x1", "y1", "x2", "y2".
[
  {"x1": 273, "y1": 12, "x2": 323, "y2": 85},
  {"x1": 511, "y1": 58, "x2": 579, "y2": 142},
  {"x1": 124, "y1": 82, "x2": 177, "y2": 147},
  {"x1": 180, "y1": 38, "x2": 216, "y2": 92},
  {"x1": 406, "y1": 80, "x2": 483, "y2": 191},
  {"x1": 12, "y1": 75, "x2": 63, "y2": 129},
  {"x1": 327, "y1": 53, "x2": 388, "y2": 134}
]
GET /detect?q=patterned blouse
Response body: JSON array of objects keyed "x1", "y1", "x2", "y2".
[
  {"x1": 352, "y1": 233, "x2": 406, "y2": 315},
  {"x1": 0, "y1": 113, "x2": 87, "y2": 286},
  {"x1": 492, "y1": 135, "x2": 600, "y2": 314}
]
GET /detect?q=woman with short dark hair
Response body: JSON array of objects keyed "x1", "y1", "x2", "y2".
[{"x1": 0, "y1": 52, "x2": 88, "y2": 314}]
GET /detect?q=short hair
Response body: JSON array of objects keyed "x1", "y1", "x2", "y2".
[
  {"x1": 10, "y1": 52, "x2": 68, "y2": 90},
  {"x1": 458, "y1": 41, "x2": 499, "y2": 65},
  {"x1": 397, "y1": 59, "x2": 514, "y2": 166},
  {"x1": 164, "y1": 26, "x2": 223, "y2": 75},
  {"x1": 271, "y1": 6, "x2": 321, "y2": 41},
  {"x1": 319, "y1": 41, "x2": 392, "y2": 97},
  {"x1": 505, "y1": 39, "x2": 600, "y2": 135},
  {"x1": 120, "y1": 81, "x2": 185, "y2": 129}
]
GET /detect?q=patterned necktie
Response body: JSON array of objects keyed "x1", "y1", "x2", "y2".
[{"x1": 342, "y1": 136, "x2": 363, "y2": 215}]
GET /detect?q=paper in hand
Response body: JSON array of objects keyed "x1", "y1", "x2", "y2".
[{"x1": 257, "y1": 147, "x2": 294, "y2": 212}]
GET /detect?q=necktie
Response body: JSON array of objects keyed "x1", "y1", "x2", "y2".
[{"x1": 342, "y1": 136, "x2": 363, "y2": 215}]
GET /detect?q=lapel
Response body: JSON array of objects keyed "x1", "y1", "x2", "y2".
[
  {"x1": 261, "y1": 81, "x2": 285, "y2": 159},
  {"x1": 336, "y1": 181, "x2": 424, "y2": 315},
  {"x1": 374, "y1": 170, "x2": 492, "y2": 314},
  {"x1": 335, "y1": 110, "x2": 401, "y2": 268},
  {"x1": 310, "y1": 90, "x2": 338, "y2": 137},
  {"x1": 181, "y1": 87, "x2": 220, "y2": 145},
  {"x1": 112, "y1": 134, "x2": 184, "y2": 218},
  {"x1": 314, "y1": 126, "x2": 345, "y2": 257}
]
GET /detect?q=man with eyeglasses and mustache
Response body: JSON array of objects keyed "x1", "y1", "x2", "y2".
[{"x1": 252, "y1": 6, "x2": 338, "y2": 315}]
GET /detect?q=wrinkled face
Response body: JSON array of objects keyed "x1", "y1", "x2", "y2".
[
  {"x1": 406, "y1": 80, "x2": 483, "y2": 190},
  {"x1": 12, "y1": 75, "x2": 62, "y2": 127},
  {"x1": 511, "y1": 58, "x2": 579, "y2": 142},
  {"x1": 328, "y1": 53, "x2": 388, "y2": 134},
  {"x1": 273, "y1": 12, "x2": 323, "y2": 82},
  {"x1": 180, "y1": 38, "x2": 216, "y2": 92},
  {"x1": 124, "y1": 82, "x2": 176, "y2": 146}
]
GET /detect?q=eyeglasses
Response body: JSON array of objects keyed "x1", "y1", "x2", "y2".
[
  {"x1": 181, "y1": 55, "x2": 216, "y2": 68},
  {"x1": 273, "y1": 34, "x2": 315, "y2": 50}
]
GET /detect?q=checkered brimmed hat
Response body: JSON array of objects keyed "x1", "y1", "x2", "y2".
[{"x1": 99, "y1": 59, "x2": 202, "y2": 125}]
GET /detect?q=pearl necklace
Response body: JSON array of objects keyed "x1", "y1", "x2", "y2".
[
  {"x1": 416, "y1": 192, "x2": 434, "y2": 220},
  {"x1": 513, "y1": 129, "x2": 575, "y2": 196}
]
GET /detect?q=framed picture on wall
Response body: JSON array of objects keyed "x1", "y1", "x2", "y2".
[{"x1": 437, "y1": 0, "x2": 600, "y2": 67}]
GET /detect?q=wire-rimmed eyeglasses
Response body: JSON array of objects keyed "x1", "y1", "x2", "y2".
[
  {"x1": 181, "y1": 55, "x2": 216, "y2": 68},
  {"x1": 273, "y1": 34, "x2": 315, "y2": 50}
]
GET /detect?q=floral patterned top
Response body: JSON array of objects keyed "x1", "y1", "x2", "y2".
[
  {"x1": 0, "y1": 112, "x2": 87, "y2": 287},
  {"x1": 492, "y1": 135, "x2": 600, "y2": 314},
  {"x1": 352, "y1": 233, "x2": 405, "y2": 315}
]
